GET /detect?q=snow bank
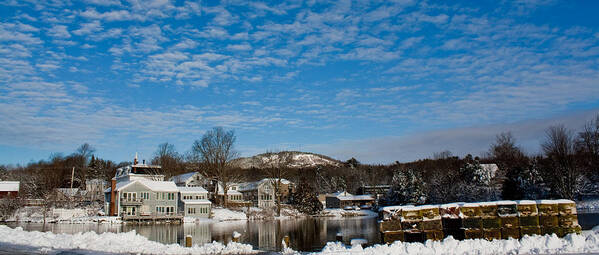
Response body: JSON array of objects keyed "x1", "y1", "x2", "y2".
[
  {"x1": 321, "y1": 209, "x2": 378, "y2": 218},
  {"x1": 316, "y1": 227, "x2": 599, "y2": 255},
  {"x1": 578, "y1": 198, "x2": 599, "y2": 211},
  {"x1": 211, "y1": 208, "x2": 247, "y2": 221},
  {"x1": 0, "y1": 225, "x2": 256, "y2": 254},
  {"x1": 6, "y1": 206, "x2": 120, "y2": 224}
]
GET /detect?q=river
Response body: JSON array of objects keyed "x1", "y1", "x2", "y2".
[
  {"x1": 3, "y1": 212, "x2": 598, "y2": 252},
  {"x1": 4, "y1": 216, "x2": 380, "y2": 252}
]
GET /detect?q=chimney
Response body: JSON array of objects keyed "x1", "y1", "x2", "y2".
[
  {"x1": 109, "y1": 179, "x2": 117, "y2": 216},
  {"x1": 134, "y1": 152, "x2": 138, "y2": 165},
  {"x1": 143, "y1": 159, "x2": 145, "y2": 165}
]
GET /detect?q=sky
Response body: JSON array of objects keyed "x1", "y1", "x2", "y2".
[{"x1": 1, "y1": 0, "x2": 599, "y2": 165}]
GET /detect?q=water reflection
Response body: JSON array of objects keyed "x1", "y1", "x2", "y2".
[
  {"x1": 6, "y1": 217, "x2": 380, "y2": 252},
  {"x1": 5, "y1": 213, "x2": 598, "y2": 252}
]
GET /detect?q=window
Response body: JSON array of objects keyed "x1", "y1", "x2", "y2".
[
  {"x1": 188, "y1": 207, "x2": 196, "y2": 214},
  {"x1": 140, "y1": 192, "x2": 150, "y2": 200},
  {"x1": 126, "y1": 206, "x2": 136, "y2": 216},
  {"x1": 168, "y1": 193, "x2": 175, "y2": 200},
  {"x1": 123, "y1": 192, "x2": 137, "y2": 201}
]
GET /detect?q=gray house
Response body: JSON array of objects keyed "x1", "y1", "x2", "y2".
[
  {"x1": 105, "y1": 179, "x2": 179, "y2": 217},
  {"x1": 325, "y1": 191, "x2": 375, "y2": 209},
  {"x1": 169, "y1": 172, "x2": 210, "y2": 188},
  {"x1": 178, "y1": 186, "x2": 211, "y2": 218},
  {"x1": 104, "y1": 157, "x2": 179, "y2": 218},
  {"x1": 239, "y1": 178, "x2": 294, "y2": 209}
]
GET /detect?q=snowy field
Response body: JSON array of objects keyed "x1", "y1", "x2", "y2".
[
  {"x1": 1, "y1": 224, "x2": 599, "y2": 254},
  {"x1": 0, "y1": 225, "x2": 256, "y2": 254}
]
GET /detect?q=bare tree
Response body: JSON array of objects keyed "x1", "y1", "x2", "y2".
[
  {"x1": 72, "y1": 143, "x2": 96, "y2": 188},
  {"x1": 151, "y1": 142, "x2": 182, "y2": 178},
  {"x1": 488, "y1": 132, "x2": 531, "y2": 199},
  {"x1": 576, "y1": 115, "x2": 599, "y2": 185},
  {"x1": 261, "y1": 151, "x2": 294, "y2": 216},
  {"x1": 191, "y1": 127, "x2": 240, "y2": 208},
  {"x1": 542, "y1": 125, "x2": 580, "y2": 199},
  {"x1": 433, "y1": 150, "x2": 453, "y2": 160},
  {"x1": 76, "y1": 143, "x2": 96, "y2": 163}
]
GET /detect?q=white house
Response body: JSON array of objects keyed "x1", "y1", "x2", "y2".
[{"x1": 178, "y1": 186, "x2": 211, "y2": 218}]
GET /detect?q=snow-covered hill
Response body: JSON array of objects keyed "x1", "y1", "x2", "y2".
[{"x1": 232, "y1": 151, "x2": 341, "y2": 169}]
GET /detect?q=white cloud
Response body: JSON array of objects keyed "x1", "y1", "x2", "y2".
[
  {"x1": 84, "y1": 0, "x2": 122, "y2": 6},
  {"x1": 226, "y1": 43, "x2": 252, "y2": 51},
  {"x1": 0, "y1": 22, "x2": 42, "y2": 44},
  {"x1": 80, "y1": 8, "x2": 142, "y2": 21},
  {"x1": 47, "y1": 25, "x2": 71, "y2": 38},
  {"x1": 72, "y1": 20, "x2": 102, "y2": 35}
]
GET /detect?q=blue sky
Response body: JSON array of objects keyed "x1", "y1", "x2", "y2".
[{"x1": 1, "y1": 0, "x2": 599, "y2": 165}]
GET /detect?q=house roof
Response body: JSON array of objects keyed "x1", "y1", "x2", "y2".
[
  {"x1": 0, "y1": 181, "x2": 19, "y2": 192},
  {"x1": 352, "y1": 195, "x2": 375, "y2": 201},
  {"x1": 238, "y1": 178, "x2": 291, "y2": 192},
  {"x1": 327, "y1": 191, "x2": 353, "y2": 198},
  {"x1": 327, "y1": 191, "x2": 373, "y2": 201},
  {"x1": 56, "y1": 188, "x2": 87, "y2": 197},
  {"x1": 178, "y1": 186, "x2": 208, "y2": 193},
  {"x1": 182, "y1": 199, "x2": 212, "y2": 205},
  {"x1": 218, "y1": 189, "x2": 242, "y2": 195},
  {"x1": 104, "y1": 180, "x2": 178, "y2": 193},
  {"x1": 169, "y1": 172, "x2": 199, "y2": 183}
]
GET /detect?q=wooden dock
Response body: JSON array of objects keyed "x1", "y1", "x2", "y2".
[{"x1": 122, "y1": 214, "x2": 183, "y2": 224}]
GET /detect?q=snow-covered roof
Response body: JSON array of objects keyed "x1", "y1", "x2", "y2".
[
  {"x1": 479, "y1": 201, "x2": 497, "y2": 206},
  {"x1": 517, "y1": 200, "x2": 536, "y2": 205},
  {"x1": 218, "y1": 189, "x2": 242, "y2": 195},
  {"x1": 554, "y1": 199, "x2": 575, "y2": 204},
  {"x1": 137, "y1": 180, "x2": 178, "y2": 192},
  {"x1": 0, "y1": 181, "x2": 19, "y2": 192},
  {"x1": 351, "y1": 195, "x2": 374, "y2": 201},
  {"x1": 496, "y1": 200, "x2": 517, "y2": 205},
  {"x1": 537, "y1": 200, "x2": 558, "y2": 204},
  {"x1": 238, "y1": 178, "x2": 291, "y2": 192},
  {"x1": 105, "y1": 180, "x2": 178, "y2": 192},
  {"x1": 169, "y1": 172, "x2": 199, "y2": 183},
  {"x1": 56, "y1": 188, "x2": 86, "y2": 197},
  {"x1": 417, "y1": 205, "x2": 439, "y2": 210},
  {"x1": 328, "y1": 191, "x2": 353, "y2": 198},
  {"x1": 178, "y1": 186, "x2": 208, "y2": 194},
  {"x1": 440, "y1": 203, "x2": 459, "y2": 208},
  {"x1": 182, "y1": 199, "x2": 211, "y2": 205}
]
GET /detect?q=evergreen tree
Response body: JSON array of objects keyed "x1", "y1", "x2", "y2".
[
  {"x1": 291, "y1": 177, "x2": 323, "y2": 214},
  {"x1": 385, "y1": 168, "x2": 426, "y2": 205}
]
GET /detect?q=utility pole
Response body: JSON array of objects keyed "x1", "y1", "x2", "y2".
[
  {"x1": 71, "y1": 166, "x2": 75, "y2": 208},
  {"x1": 71, "y1": 167, "x2": 75, "y2": 189}
]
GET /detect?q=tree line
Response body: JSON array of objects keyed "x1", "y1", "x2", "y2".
[{"x1": 1, "y1": 116, "x2": 598, "y2": 213}]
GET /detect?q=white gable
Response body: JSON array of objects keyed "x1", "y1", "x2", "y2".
[{"x1": 0, "y1": 181, "x2": 19, "y2": 192}]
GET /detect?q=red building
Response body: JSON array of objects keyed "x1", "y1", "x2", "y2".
[{"x1": 0, "y1": 181, "x2": 20, "y2": 199}]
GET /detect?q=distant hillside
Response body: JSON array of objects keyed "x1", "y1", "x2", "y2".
[{"x1": 232, "y1": 151, "x2": 342, "y2": 169}]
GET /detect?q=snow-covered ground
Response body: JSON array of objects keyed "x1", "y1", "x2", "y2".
[
  {"x1": 578, "y1": 198, "x2": 599, "y2": 211},
  {"x1": 316, "y1": 226, "x2": 599, "y2": 255},
  {"x1": 6, "y1": 206, "x2": 122, "y2": 224},
  {"x1": 211, "y1": 208, "x2": 248, "y2": 221},
  {"x1": 319, "y1": 208, "x2": 378, "y2": 218},
  {"x1": 1, "y1": 224, "x2": 599, "y2": 254},
  {"x1": 0, "y1": 225, "x2": 256, "y2": 254}
]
